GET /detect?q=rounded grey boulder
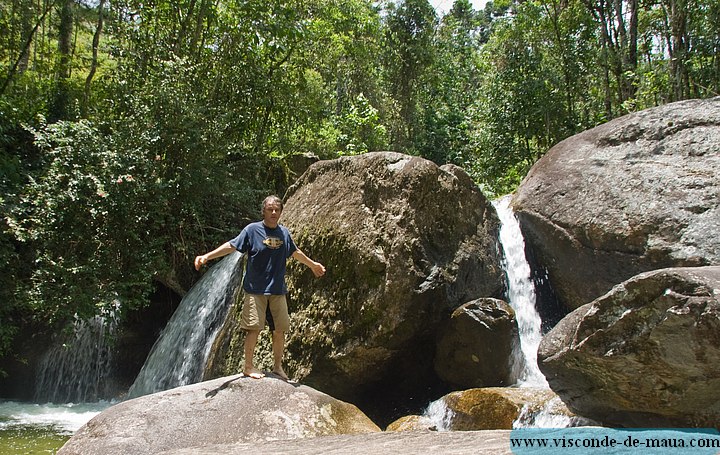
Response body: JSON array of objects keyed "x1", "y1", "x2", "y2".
[
  {"x1": 434, "y1": 298, "x2": 518, "y2": 389},
  {"x1": 58, "y1": 375, "x2": 380, "y2": 455},
  {"x1": 539, "y1": 266, "x2": 720, "y2": 427},
  {"x1": 514, "y1": 97, "x2": 720, "y2": 310}
]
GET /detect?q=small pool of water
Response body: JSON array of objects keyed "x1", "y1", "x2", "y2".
[{"x1": 0, "y1": 401, "x2": 110, "y2": 454}]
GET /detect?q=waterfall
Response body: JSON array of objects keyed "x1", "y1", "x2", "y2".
[
  {"x1": 493, "y1": 195, "x2": 547, "y2": 387},
  {"x1": 423, "y1": 398, "x2": 455, "y2": 431},
  {"x1": 34, "y1": 303, "x2": 120, "y2": 404},
  {"x1": 419, "y1": 195, "x2": 558, "y2": 431},
  {"x1": 513, "y1": 397, "x2": 596, "y2": 428},
  {"x1": 127, "y1": 252, "x2": 243, "y2": 399}
]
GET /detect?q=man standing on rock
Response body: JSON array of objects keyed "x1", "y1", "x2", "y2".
[{"x1": 194, "y1": 195, "x2": 325, "y2": 380}]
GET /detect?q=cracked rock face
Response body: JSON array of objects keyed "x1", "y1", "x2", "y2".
[
  {"x1": 513, "y1": 97, "x2": 720, "y2": 310},
  {"x1": 538, "y1": 266, "x2": 720, "y2": 428}
]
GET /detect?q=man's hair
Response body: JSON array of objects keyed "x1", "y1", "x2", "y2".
[{"x1": 261, "y1": 195, "x2": 284, "y2": 215}]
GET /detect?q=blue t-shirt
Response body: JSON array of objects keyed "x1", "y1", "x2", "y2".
[{"x1": 229, "y1": 221, "x2": 297, "y2": 295}]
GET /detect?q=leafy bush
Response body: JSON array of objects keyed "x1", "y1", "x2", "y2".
[{"x1": 6, "y1": 119, "x2": 163, "y2": 324}]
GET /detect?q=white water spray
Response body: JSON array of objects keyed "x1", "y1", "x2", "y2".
[
  {"x1": 34, "y1": 303, "x2": 120, "y2": 403},
  {"x1": 422, "y1": 398, "x2": 456, "y2": 431},
  {"x1": 128, "y1": 252, "x2": 243, "y2": 398},
  {"x1": 0, "y1": 401, "x2": 110, "y2": 434},
  {"x1": 493, "y1": 195, "x2": 547, "y2": 387},
  {"x1": 513, "y1": 396, "x2": 596, "y2": 428}
]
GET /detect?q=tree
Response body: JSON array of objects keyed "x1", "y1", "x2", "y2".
[
  {"x1": 685, "y1": 0, "x2": 720, "y2": 96},
  {"x1": 416, "y1": 0, "x2": 482, "y2": 165},
  {"x1": 383, "y1": 0, "x2": 438, "y2": 153},
  {"x1": 0, "y1": 0, "x2": 56, "y2": 97},
  {"x1": 580, "y1": 0, "x2": 641, "y2": 115},
  {"x1": 49, "y1": 0, "x2": 75, "y2": 121},
  {"x1": 662, "y1": 0, "x2": 690, "y2": 100},
  {"x1": 82, "y1": 0, "x2": 106, "y2": 116}
]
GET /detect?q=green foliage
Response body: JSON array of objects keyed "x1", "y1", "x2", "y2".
[
  {"x1": 335, "y1": 93, "x2": 388, "y2": 155},
  {"x1": 0, "y1": 230, "x2": 20, "y2": 366},
  {"x1": 465, "y1": 3, "x2": 559, "y2": 194},
  {"x1": 6, "y1": 120, "x2": 159, "y2": 324},
  {"x1": 416, "y1": 0, "x2": 483, "y2": 166},
  {"x1": 383, "y1": 0, "x2": 438, "y2": 152}
]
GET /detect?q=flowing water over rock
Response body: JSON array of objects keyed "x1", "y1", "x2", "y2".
[
  {"x1": 513, "y1": 396, "x2": 594, "y2": 428},
  {"x1": 7, "y1": 253, "x2": 242, "y2": 452},
  {"x1": 422, "y1": 196, "x2": 560, "y2": 431},
  {"x1": 34, "y1": 304, "x2": 120, "y2": 404},
  {"x1": 127, "y1": 252, "x2": 243, "y2": 398},
  {"x1": 423, "y1": 398, "x2": 456, "y2": 431},
  {"x1": 493, "y1": 195, "x2": 547, "y2": 387}
]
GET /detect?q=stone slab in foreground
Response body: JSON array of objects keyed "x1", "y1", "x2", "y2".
[
  {"x1": 58, "y1": 374, "x2": 380, "y2": 455},
  {"x1": 158, "y1": 430, "x2": 513, "y2": 455}
]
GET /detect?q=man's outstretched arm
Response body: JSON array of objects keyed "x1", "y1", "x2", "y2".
[
  {"x1": 194, "y1": 242, "x2": 236, "y2": 270},
  {"x1": 292, "y1": 249, "x2": 326, "y2": 277}
]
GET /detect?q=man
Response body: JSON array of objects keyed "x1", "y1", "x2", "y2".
[{"x1": 194, "y1": 195, "x2": 325, "y2": 380}]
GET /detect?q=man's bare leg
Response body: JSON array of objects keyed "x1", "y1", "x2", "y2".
[
  {"x1": 272, "y1": 330, "x2": 288, "y2": 380},
  {"x1": 243, "y1": 329, "x2": 264, "y2": 379}
]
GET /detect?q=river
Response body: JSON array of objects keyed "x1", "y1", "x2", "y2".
[{"x1": 0, "y1": 401, "x2": 109, "y2": 454}]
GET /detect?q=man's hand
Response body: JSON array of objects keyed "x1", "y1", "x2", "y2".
[
  {"x1": 194, "y1": 243, "x2": 235, "y2": 271},
  {"x1": 292, "y1": 249, "x2": 326, "y2": 277},
  {"x1": 194, "y1": 255, "x2": 208, "y2": 271},
  {"x1": 309, "y1": 262, "x2": 326, "y2": 278}
]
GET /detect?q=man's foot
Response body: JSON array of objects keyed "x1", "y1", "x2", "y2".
[
  {"x1": 243, "y1": 368, "x2": 265, "y2": 379},
  {"x1": 272, "y1": 366, "x2": 289, "y2": 381}
]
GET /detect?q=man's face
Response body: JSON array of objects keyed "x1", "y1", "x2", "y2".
[{"x1": 263, "y1": 202, "x2": 283, "y2": 227}]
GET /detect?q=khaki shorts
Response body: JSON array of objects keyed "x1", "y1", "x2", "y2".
[{"x1": 240, "y1": 294, "x2": 290, "y2": 332}]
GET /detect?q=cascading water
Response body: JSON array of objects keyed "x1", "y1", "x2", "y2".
[
  {"x1": 423, "y1": 194, "x2": 558, "y2": 430},
  {"x1": 423, "y1": 398, "x2": 456, "y2": 431},
  {"x1": 514, "y1": 396, "x2": 594, "y2": 428},
  {"x1": 127, "y1": 251, "x2": 243, "y2": 399},
  {"x1": 493, "y1": 195, "x2": 547, "y2": 387},
  {"x1": 34, "y1": 303, "x2": 120, "y2": 404}
]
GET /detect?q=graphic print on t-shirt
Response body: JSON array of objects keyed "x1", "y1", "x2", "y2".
[{"x1": 263, "y1": 236, "x2": 284, "y2": 249}]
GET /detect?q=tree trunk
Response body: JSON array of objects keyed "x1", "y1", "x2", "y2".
[
  {"x1": 622, "y1": 0, "x2": 639, "y2": 103},
  {"x1": 17, "y1": 0, "x2": 35, "y2": 73},
  {"x1": 57, "y1": 0, "x2": 73, "y2": 79},
  {"x1": 583, "y1": 0, "x2": 614, "y2": 117},
  {"x1": 0, "y1": 0, "x2": 56, "y2": 97},
  {"x1": 191, "y1": 0, "x2": 213, "y2": 61},
  {"x1": 50, "y1": 0, "x2": 74, "y2": 121},
  {"x1": 83, "y1": 0, "x2": 105, "y2": 117},
  {"x1": 665, "y1": 0, "x2": 690, "y2": 101}
]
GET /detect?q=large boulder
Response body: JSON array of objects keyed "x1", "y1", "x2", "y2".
[
  {"x1": 424, "y1": 387, "x2": 578, "y2": 431},
  {"x1": 58, "y1": 374, "x2": 380, "y2": 455},
  {"x1": 434, "y1": 298, "x2": 519, "y2": 389},
  {"x1": 514, "y1": 97, "x2": 720, "y2": 310},
  {"x1": 538, "y1": 266, "x2": 720, "y2": 427},
  {"x1": 207, "y1": 152, "x2": 505, "y2": 423}
]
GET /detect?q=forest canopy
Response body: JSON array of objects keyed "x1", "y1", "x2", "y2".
[{"x1": 1, "y1": 0, "x2": 718, "y2": 362}]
